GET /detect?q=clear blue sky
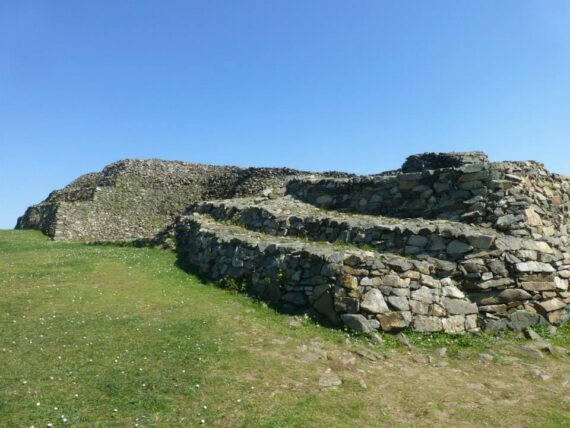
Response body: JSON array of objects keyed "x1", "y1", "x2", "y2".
[{"x1": 1, "y1": 1, "x2": 569, "y2": 229}]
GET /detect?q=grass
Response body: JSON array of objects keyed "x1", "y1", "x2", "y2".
[{"x1": 1, "y1": 230, "x2": 569, "y2": 427}]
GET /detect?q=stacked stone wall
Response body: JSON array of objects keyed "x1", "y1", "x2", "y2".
[
  {"x1": 16, "y1": 151, "x2": 570, "y2": 333},
  {"x1": 175, "y1": 213, "x2": 570, "y2": 333},
  {"x1": 16, "y1": 159, "x2": 349, "y2": 241},
  {"x1": 286, "y1": 153, "x2": 570, "y2": 241}
]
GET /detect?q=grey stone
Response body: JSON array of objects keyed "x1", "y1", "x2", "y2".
[
  {"x1": 498, "y1": 288, "x2": 532, "y2": 303},
  {"x1": 428, "y1": 236, "x2": 447, "y2": 251},
  {"x1": 470, "y1": 278, "x2": 514, "y2": 290},
  {"x1": 442, "y1": 298, "x2": 478, "y2": 315},
  {"x1": 495, "y1": 214, "x2": 519, "y2": 229},
  {"x1": 383, "y1": 275, "x2": 409, "y2": 288},
  {"x1": 442, "y1": 285, "x2": 465, "y2": 299},
  {"x1": 411, "y1": 286, "x2": 435, "y2": 304},
  {"x1": 407, "y1": 235, "x2": 429, "y2": 247},
  {"x1": 412, "y1": 316, "x2": 443, "y2": 332},
  {"x1": 409, "y1": 300, "x2": 429, "y2": 315},
  {"x1": 487, "y1": 260, "x2": 508, "y2": 277},
  {"x1": 515, "y1": 261, "x2": 555, "y2": 273},
  {"x1": 340, "y1": 314, "x2": 374, "y2": 333},
  {"x1": 466, "y1": 234, "x2": 495, "y2": 250},
  {"x1": 442, "y1": 315, "x2": 466, "y2": 333},
  {"x1": 507, "y1": 310, "x2": 548, "y2": 331},
  {"x1": 537, "y1": 298, "x2": 566, "y2": 313},
  {"x1": 360, "y1": 289, "x2": 389, "y2": 314},
  {"x1": 446, "y1": 240, "x2": 473, "y2": 255},
  {"x1": 387, "y1": 296, "x2": 410, "y2": 311}
]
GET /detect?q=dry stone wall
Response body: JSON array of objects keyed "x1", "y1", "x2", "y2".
[
  {"x1": 17, "y1": 151, "x2": 570, "y2": 334},
  {"x1": 286, "y1": 153, "x2": 570, "y2": 241},
  {"x1": 16, "y1": 159, "x2": 342, "y2": 241},
  {"x1": 177, "y1": 197, "x2": 570, "y2": 332},
  {"x1": 174, "y1": 213, "x2": 481, "y2": 333}
]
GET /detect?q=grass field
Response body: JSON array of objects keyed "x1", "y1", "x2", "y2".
[{"x1": 1, "y1": 230, "x2": 569, "y2": 427}]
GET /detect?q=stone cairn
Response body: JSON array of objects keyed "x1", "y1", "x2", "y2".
[{"x1": 18, "y1": 152, "x2": 570, "y2": 334}]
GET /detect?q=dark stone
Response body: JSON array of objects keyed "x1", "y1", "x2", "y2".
[
  {"x1": 507, "y1": 310, "x2": 548, "y2": 331},
  {"x1": 340, "y1": 314, "x2": 374, "y2": 333},
  {"x1": 401, "y1": 152, "x2": 488, "y2": 173},
  {"x1": 313, "y1": 290, "x2": 340, "y2": 324}
]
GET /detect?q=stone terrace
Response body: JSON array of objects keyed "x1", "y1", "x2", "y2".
[{"x1": 17, "y1": 151, "x2": 570, "y2": 334}]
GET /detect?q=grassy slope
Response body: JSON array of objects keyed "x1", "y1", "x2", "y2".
[{"x1": 0, "y1": 230, "x2": 569, "y2": 427}]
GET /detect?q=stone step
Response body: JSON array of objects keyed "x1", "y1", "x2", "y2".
[
  {"x1": 191, "y1": 196, "x2": 522, "y2": 261},
  {"x1": 174, "y1": 212, "x2": 570, "y2": 333},
  {"x1": 174, "y1": 212, "x2": 482, "y2": 334}
]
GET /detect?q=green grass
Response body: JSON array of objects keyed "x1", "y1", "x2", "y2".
[{"x1": 1, "y1": 230, "x2": 569, "y2": 427}]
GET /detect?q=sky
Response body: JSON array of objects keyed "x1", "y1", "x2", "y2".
[{"x1": 1, "y1": 1, "x2": 570, "y2": 229}]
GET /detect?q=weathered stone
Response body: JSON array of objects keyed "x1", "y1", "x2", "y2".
[
  {"x1": 495, "y1": 235, "x2": 523, "y2": 251},
  {"x1": 479, "y1": 304, "x2": 507, "y2": 314},
  {"x1": 442, "y1": 285, "x2": 465, "y2": 299},
  {"x1": 470, "y1": 278, "x2": 514, "y2": 290},
  {"x1": 487, "y1": 260, "x2": 508, "y2": 277},
  {"x1": 340, "y1": 314, "x2": 374, "y2": 333},
  {"x1": 507, "y1": 310, "x2": 548, "y2": 331},
  {"x1": 442, "y1": 298, "x2": 478, "y2": 315},
  {"x1": 537, "y1": 298, "x2": 566, "y2": 313},
  {"x1": 521, "y1": 240, "x2": 554, "y2": 254},
  {"x1": 341, "y1": 274, "x2": 359, "y2": 289},
  {"x1": 407, "y1": 235, "x2": 428, "y2": 247},
  {"x1": 420, "y1": 274, "x2": 440, "y2": 288},
  {"x1": 520, "y1": 281, "x2": 556, "y2": 292},
  {"x1": 360, "y1": 289, "x2": 389, "y2": 314},
  {"x1": 442, "y1": 315, "x2": 466, "y2": 333},
  {"x1": 484, "y1": 318, "x2": 509, "y2": 331},
  {"x1": 555, "y1": 277, "x2": 569, "y2": 291},
  {"x1": 515, "y1": 262, "x2": 555, "y2": 273},
  {"x1": 411, "y1": 286, "x2": 435, "y2": 304},
  {"x1": 377, "y1": 312, "x2": 410, "y2": 331},
  {"x1": 387, "y1": 296, "x2": 410, "y2": 311},
  {"x1": 495, "y1": 214, "x2": 519, "y2": 229},
  {"x1": 428, "y1": 236, "x2": 446, "y2": 251},
  {"x1": 360, "y1": 276, "x2": 383, "y2": 287},
  {"x1": 383, "y1": 275, "x2": 409, "y2": 288},
  {"x1": 412, "y1": 316, "x2": 443, "y2": 332},
  {"x1": 466, "y1": 234, "x2": 495, "y2": 250},
  {"x1": 498, "y1": 288, "x2": 532, "y2": 303},
  {"x1": 524, "y1": 208, "x2": 543, "y2": 226},
  {"x1": 386, "y1": 258, "x2": 414, "y2": 272},
  {"x1": 518, "y1": 250, "x2": 538, "y2": 261},
  {"x1": 282, "y1": 292, "x2": 307, "y2": 306},
  {"x1": 313, "y1": 290, "x2": 340, "y2": 324},
  {"x1": 465, "y1": 314, "x2": 478, "y2": 330},
  {"x1": 409, "y1": 300, "x2": 430, "y2": 315},
  {"x1": 447, "y1": 240, "x2": 473, "y2": 255},
  {"x1": 516, "y1": 346, "x2": 544, "y2": 359},
  {"x1": 334, "y1": 297, "x2": 359, "y2": 313}
]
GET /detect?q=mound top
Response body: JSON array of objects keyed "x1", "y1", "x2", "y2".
[{"x1": 401, "y1": 151, "x2": 489, "y2": 172}]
